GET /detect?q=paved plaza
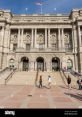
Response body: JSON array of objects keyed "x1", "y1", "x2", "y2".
[{"x1": 0, "y1": 85, "x2": 82, "y2": 108}]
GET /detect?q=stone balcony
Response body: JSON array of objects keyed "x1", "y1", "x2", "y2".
[{"x1": 9, "y1": 47, "x2": 73, "y2": 53}]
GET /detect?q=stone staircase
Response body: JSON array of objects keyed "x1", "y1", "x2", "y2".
[
  {"x1": 36, "y1": 71, "x2": 65, "y2": 86},
  {"x1": 50, "y1": 71, "x2": 65, "y2": 85},
  {"x1": 62, "y1": 71, "x2": 78, "y2": 88},
  {"x1": 0, "y1": 69, "x2": 13, "y2": 84},
  {"x1": 7, "y1": 71, "x2": 36, "y2": 85}
]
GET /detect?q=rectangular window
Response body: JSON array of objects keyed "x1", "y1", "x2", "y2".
[
  {"x1": 26, "y1": 44, "x2": 30, "y2": 50},
  {"x1": 13, "y1": 44, "x2": 17, "y2": 51}
]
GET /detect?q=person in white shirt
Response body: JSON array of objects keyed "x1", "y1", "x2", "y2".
[{"x1": 48, "y1": 75, "x2": 52, "y2": 88}]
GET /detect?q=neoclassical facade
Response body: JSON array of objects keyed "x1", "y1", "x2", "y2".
[{"x1": 0, "y1": 9, "x2": 82, "y2": 72}]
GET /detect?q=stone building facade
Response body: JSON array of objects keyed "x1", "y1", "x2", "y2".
[{"x1": 0, "y1": 9, "x2": 82, "y2": 73}]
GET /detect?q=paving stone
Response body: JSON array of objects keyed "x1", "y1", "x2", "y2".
[{"x1": 0, "y1": 85, "x2": 82, "y2": 108}]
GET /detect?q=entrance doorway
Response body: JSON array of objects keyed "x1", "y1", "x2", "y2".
[
  {"x1": 52, "y1": 57, "x2": 60, "y2": 71},
  {"x1": 36, "y1": 57, "x2": 44, "y2": 71},
  {"x1": 21, "y1": 57, "x2": 29, "y2": 71}
]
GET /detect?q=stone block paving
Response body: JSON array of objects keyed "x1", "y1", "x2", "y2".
[{"x1": 0, "y1": 85, "x2": 82, "y2": 108}]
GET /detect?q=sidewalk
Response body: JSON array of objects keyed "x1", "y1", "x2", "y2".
[{"x1": 0, "y1": 85, "x2": 82, "y2": 108}]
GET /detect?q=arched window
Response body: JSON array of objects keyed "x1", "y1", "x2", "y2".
[
  {"x1": 67, "y1": 59, "x2": 73, "y2": 70},
  {"x1": 52, "y1": 57, "x2": 60, "y2": 71},
  {"x1": 9, "y1": 59, "x2": 15, "y2": 69},
  {"x1": 36, "y1": 57, "x2": 44, "y2": 71},
  {"x1": 21, "y1": 57, "x2": 29, "y2": 71}
]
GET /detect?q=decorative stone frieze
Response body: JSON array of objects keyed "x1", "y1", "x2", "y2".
[
  {"x1": 36, "y1": 33, "x2": 44, "y2": 44},
  {"x1": 10, "y1": 34, "x2": 18, "y2": 43},
  {"x1": 23, "y1": 33, "x2": 31, "y2": 44}
]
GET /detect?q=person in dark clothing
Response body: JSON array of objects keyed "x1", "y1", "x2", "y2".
[
  {"x1": 67, "y1": 75, "x2": 71, "y2": 89},
  {"x1": 39, "y1": 75, "x2": 42, "y2": 88},
  {"x1": 77, "y1": 79, "x2": 81, "y2": 90},
  {"x1": 77, "y1": 78, "x2": 82, "y2": 90}
]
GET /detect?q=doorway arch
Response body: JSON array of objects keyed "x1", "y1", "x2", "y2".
[
  {"x1": 36, "y1": 57, "x2": 44, "y2": 71},
  {"x1": 21, "y1": 57, "x2": 29, "y2": 71},
  {"x1": 52, "y1": 57, "x2": 60, "y2": 71}
]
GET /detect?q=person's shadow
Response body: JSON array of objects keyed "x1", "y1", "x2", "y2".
[{"x1": 64, "y1": 92, "x2": 82, "y2": 101}]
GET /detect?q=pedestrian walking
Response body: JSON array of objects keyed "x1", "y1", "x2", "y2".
[
  {"x1": 77, "y1": 76, "x2": 82, "y2": 90},
  {"x1": 39, "y1": 75, "x2": 42, "y2": 88},
  {"x1": 67, "y1": 75, "x2": 71, "y2": 89},
  {"x1": 48, "y1": 75, "x2": 52, "y2": 88}
]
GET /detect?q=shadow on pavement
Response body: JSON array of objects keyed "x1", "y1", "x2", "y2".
[
  {"x1": 35, "y1": 85, "x2": 50, "y2": 89},
  {"x1": 64, "y1": 92, "x2": 82, "y2": 101},
  {"x1": 59, "y1": 85, "x2": 68, "y2": 89}
]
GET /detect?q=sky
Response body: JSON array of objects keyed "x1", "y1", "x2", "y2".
[{"x1": 0, "y1": 0, "x2": 82, "y2": 14}]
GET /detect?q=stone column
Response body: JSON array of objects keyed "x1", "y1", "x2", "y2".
[
  {"x1": 18, "y1": 29, "x2": 21, "y2": 48},
  {"x1": 61, "y1": 28, "x2": 65, "y2": 51},
  {"x1": 78, "y1": 26, "x2": 82, "y2": 73},
  {"x1": 73, "y1": 26, "x2": 78, "y2": 71},
  {"x1": 3, "y1": 25, "x2": 10, "y2": 53},
  {"x1": 31, "y1": 29, "x2": 34, "y2": 48},
  {"x1": 21, "y1": 29, "x2": 24, "y2": 48},
  {"x1": 58, "y1": 28, "x2": 61, "y2": 50},
  {"x1": 45, "y1": 28, "x2": 47, "y2": 49},
  {"x1": 73, "y1": 26, "x2": 77, "y2": 53},
  {"x1": 48, "y1": 28, "x2": 51, "y2": 49},
  {"x1": 34, "y1": 28, "x2": 37, "y2": 48},
  {"x1": 78, "y1": 26, "x2": 81, "y2": 46},
  {"x1": 0, "y1": 26, "x2": 4, "y2": 52},
  {"x1": 0, "y1": 26, "x2": 4, "y2": 68}
]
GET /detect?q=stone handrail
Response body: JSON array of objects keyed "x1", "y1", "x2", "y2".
[
  {"x1": 35, "y1": 70, "x2": 39, "y2": 86},
  {"x1": 59, "y1": 70, "x2": 68, "y2": 86},
  {"x1": 70, "y1": 69, "x2": 82, "y2": 77},
  {"x1": 0, "y1": 67, "x2": 9, "y2": 75}
]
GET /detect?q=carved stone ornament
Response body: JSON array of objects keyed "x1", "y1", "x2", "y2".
[
  {"x1": 37, "y1": 34, "x2": 44, "y2": 44},
  {"x1": 11, "y1": 34, "x2": 18, "y2": 43},
  {"x1": 23, "y1": 33, "x2": 31, "y2": 44},
  {"x1": 64, "y1": 34, "x2": 70, "y2": 44},
  {"x1": 50, "y1": 34, "x2": 57, "y2": 44}
]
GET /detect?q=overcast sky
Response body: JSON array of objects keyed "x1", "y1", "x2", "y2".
[{"x1": 0, "y1": 0, "x2": 82, "y2": 14}]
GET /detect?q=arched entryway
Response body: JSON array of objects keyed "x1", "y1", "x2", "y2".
[
  {"x1": 52, "y1": 57, "x2": 60, "y2": 71},
  {"x1": 21, "y1": 57, "x2": 29, "y2": 71},
  {"x1": 36, "y1": 57, "x2": 44, "y2": 71}
]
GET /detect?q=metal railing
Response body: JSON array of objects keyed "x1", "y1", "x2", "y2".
[{"x1": 5, "y1": 68, "x2": 17, "y2": 85}]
